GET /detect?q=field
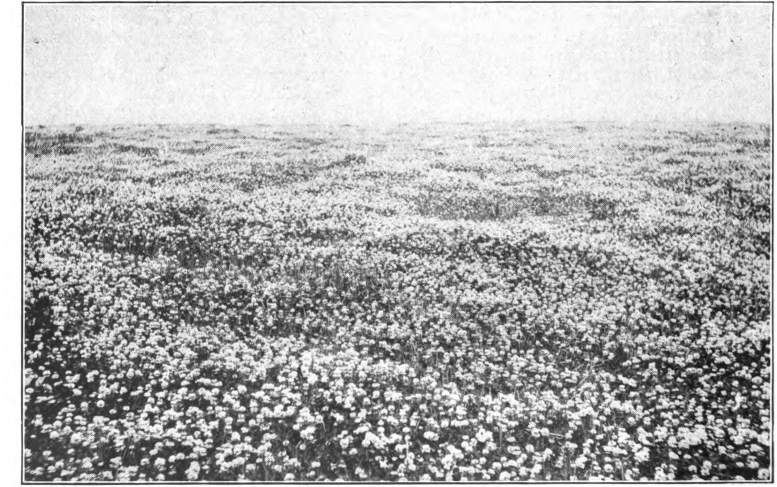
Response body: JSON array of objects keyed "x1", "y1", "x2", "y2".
[{"x1": 24, "y1": 122, "x2": 771, "y2": 481}]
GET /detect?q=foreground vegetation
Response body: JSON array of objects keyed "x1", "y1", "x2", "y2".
[{"x1": 25, "y1": 122, "x2": 770, "y2": 481}]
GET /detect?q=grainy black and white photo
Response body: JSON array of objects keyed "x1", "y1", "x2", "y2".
[{"x1": 23, "y1": 2, "x2": 772, "y2": 482}]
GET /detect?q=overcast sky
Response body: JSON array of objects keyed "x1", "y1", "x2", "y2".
[{"x1": 24, "y1": 3, "x2": 772, "y2": 125}]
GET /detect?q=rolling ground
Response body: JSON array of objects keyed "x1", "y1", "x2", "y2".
[{"x1": 24, "y1": 122, "x2": 771, "y2": 481}]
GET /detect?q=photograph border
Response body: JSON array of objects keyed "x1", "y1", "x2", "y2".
[{"x1": 19, "y1": 2, "x2": 775, "y2": 485}]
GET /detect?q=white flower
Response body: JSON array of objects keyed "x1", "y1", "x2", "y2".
[{"x1": 185, "y1": 461, "x2": 201, "y2": 481}]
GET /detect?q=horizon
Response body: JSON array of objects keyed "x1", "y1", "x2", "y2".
[
  {"x1": 24, "y1": 119, "x2": 772, "y2": 129},
  {"x1": 24, "y1": 3, "x2": 772, "y2": 126}
]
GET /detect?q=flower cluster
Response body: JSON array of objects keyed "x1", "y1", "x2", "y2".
[{"x1": 24, "y1": 122, "x2": 770, "y2": 480}]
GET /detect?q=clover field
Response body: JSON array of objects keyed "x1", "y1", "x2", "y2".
[{"x1": 24, "y1": 122, "x2": 772, "y2": 481}]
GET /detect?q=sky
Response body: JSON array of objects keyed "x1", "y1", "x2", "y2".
[{"x1": 23, "y1": 3, "x2": 772, "y2": 125}]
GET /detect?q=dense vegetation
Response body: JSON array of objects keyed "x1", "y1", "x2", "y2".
[{"x1": 25, "y1": 122, "x2": 771, "y2": 481}]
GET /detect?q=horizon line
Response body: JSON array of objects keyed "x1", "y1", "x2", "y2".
[{"x1": 22, "y1": 118, "x2": 773, "y2": 128}]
